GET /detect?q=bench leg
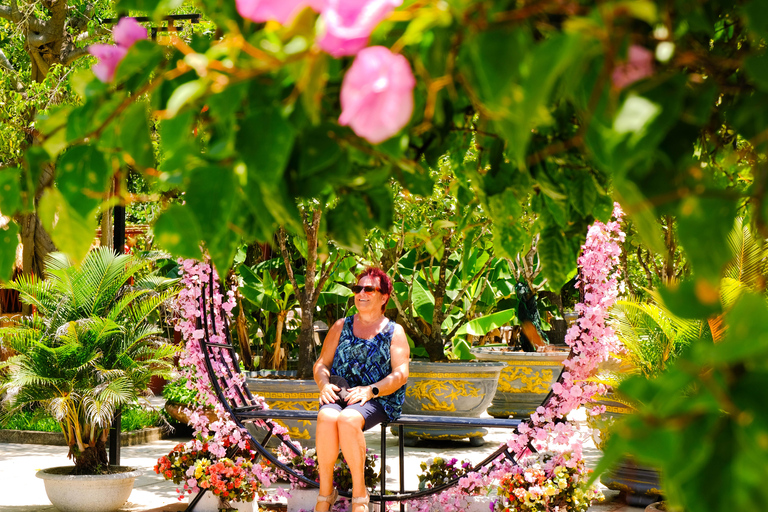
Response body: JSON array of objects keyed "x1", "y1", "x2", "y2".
[
  {"x1": 381, "y1": 423, "x2": 387, "y2": 508},
  {"x1": 399, "y1": 425, "x2": 405, "y2": 512}
]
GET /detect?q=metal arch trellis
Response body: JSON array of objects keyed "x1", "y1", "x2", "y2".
[{"x1": 191, "y1": 264, "x2": 574, "y2": 509}]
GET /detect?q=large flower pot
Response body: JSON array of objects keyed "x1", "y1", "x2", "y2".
[
  {"x1": 398, "y1": 361, "x2": 505, "y2": 446},
  {"x1": 591, "y1": 394, "x2": 663, "y2": 507},
  {"x1": 469, "y1": 348, "x2": 568, "y2": 419},
  {"x1": 246, "y1": 378, "x2": 319, "y2": 442},
  {"x1": 36, "y1": 466, "x2": 141, "y2": 512},
  {"x1": 188, "y1": 491, "x2": 259, "y2": 511}
]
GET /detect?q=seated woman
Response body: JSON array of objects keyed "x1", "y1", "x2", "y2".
[{"x1": 312, "y1": 267, "x2": 410, "y2": 512}]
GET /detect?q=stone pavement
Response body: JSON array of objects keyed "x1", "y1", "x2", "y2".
[{"x1": 0, "y1": 409, "x2": 638, "y2": 512}]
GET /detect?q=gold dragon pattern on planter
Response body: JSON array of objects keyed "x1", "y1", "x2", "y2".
[
  {"x1": 498, "y1": 366, "x2": 554, "y2": 394},
  {"x1": 267, "y1": 400, "x2": 318, "y2": 440},
  {"x1": 405, "y1": 379, "x2": 482, "y2": 412}
]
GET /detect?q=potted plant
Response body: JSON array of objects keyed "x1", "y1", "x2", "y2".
[
  {"x1": 592, "y1": 296, "x2": 705, "y2": 506},
  {"x1": 492, "y1": 451, "x2": 603, "y2": 512},
  {"x1": 0, "y1": 247, "x2": 178, "y2": 512},
  {"x1": 468, "y1": 235, "x2": 571, "y2": 420},
  {"x1": 155, "y1": 436, "x2": 278, "y2": 512}
]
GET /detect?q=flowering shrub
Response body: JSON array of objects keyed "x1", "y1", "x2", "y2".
[
  {"x1": 493, "y1": 452, "x2": 602, "y2": 512},
  {"x1": 155, "y1": 438, "x2": 277, "y2": 504},
  {"x1": 417, "y1": 457, "x2": 472, "y2": 490}
]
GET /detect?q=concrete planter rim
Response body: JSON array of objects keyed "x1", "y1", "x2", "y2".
[
  {"x1": 36, "y1": 465, "x2": 142, "y2": 480},
  {"x1": 469, "y1": 347, "x2": 569, "y2": 359}
]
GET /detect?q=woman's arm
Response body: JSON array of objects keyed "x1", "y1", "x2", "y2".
[
  {"x1": 346, "y1": 324, "x2": 410, "y2": 405},
  {"x1": 314, "y1": 317, "x2": 345, "y2": 405}
]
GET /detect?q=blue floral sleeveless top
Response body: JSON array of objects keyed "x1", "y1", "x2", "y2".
[{"x1": 330, "y1": 316, "x2": 405, "y2": 421}]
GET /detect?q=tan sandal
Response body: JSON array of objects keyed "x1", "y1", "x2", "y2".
[
  {"x1": 351, "y1": 493, "x2": 369, "y2": 512},
  {"x1": 314, "y1": 488, "x2": 338, "y2": 512}
]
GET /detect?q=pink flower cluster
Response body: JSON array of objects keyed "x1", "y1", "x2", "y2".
[
  {"x1": 163, "y1": 258, "x2": 288, "y2": 500},
  {"x1": 235, "y1": 0, "x2": 414, "y2": 143},
  {"x1": 89, "y1": 17, "x2": 147, "y2": 83}
]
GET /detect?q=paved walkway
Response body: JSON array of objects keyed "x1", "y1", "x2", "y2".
[{"x1": 0, "y1": 409, "x2": 638, "y2": 512}]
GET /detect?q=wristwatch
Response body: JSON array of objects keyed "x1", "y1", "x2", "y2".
[{"x1": 371, "y1": 386, "x2": 380, "y2": 397}]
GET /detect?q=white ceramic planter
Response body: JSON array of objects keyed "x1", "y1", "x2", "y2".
[
  {"x1": 188, "y1": 490, "x2": 259, "y2": 512},
  {"x1": 287, "y1": 488, "x2": 382, "y2": 512},
  {"x1": 35, "y1": 466, "x2": 142, "y2": 512}
]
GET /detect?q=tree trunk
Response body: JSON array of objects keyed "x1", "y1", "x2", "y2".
[
  {"x1": 72, "y1": 441, "x2": 109, "y2": 475},
  {"x1": 296, "y1": 306, "x2": 315, "y2": 379}
]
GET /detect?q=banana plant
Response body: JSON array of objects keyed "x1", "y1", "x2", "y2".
[{"x1": 239, "y1": 261, "x2": 299, "y2": 370}]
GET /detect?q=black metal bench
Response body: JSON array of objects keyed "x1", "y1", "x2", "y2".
[
  {"x1": 188, "y1": 266, "x2": 561, "y2": 511},
  {"x1": 241, "y1": 408, "x2": 522, "y2": 506}
]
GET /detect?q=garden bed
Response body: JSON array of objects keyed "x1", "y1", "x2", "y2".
[{"x1": 0, "y1": 426, "x2": 167, "y2": 446}]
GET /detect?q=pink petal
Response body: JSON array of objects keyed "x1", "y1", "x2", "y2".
[
  {"x1": 89, "y1": 44, "x2": 128, "y2": 83},
  {"x1": 113, "y1": 17, "x2": 147, "y2": 49},
  {"x1": 318, "y1": 0, "x2": 402, "y2": 57},
  {"x1": 339, "y1": 46, "x2": 415, "y2": 144},
  {"x1": 236, "y1": 0, "x2": 321, "y2": 24}
]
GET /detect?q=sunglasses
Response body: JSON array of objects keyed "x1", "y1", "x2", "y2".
[{"x1": 351, "y1": 285, "x2": 381, "y2": 294}]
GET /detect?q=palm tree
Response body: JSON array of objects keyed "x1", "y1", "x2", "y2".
[{"x1": 0, "y1": 247, "x2": 178, "y2": 474}]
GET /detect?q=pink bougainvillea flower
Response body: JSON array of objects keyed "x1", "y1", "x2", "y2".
[
  {"x1": 236, "y1": 0, "x2": 324, "y2": 25},
  {"x1": 113, "y1": 17, "x2": 148, "y2": 48},
  {"x1": 89, "y1": 44, "x2": 128, "y2": 83},
  {"x1": 317, "y1": 0, "x2": 401, "y2": 57},
  {"x1": 338, "y1": 46, "x2": 415, "y2": 144},
  {"x1": 89, "y1": 17, "x2": 147, "y2": 83},
  {"x1": 612, "y1": 45, "x2": 654, "y2": 89}
]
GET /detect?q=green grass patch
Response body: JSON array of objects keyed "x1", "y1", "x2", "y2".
[{"x1": 0, "y1": 406, "x2": 162, "y2": 432}]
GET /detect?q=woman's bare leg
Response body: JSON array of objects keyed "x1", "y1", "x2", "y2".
[
  {"x1": 315, "y1": 408, "x2": 341, "y2": 511},
  {"x1": 337, "y1": 410, "x2": 369, "y2": 511}
]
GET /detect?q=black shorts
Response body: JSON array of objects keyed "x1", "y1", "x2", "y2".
[{"x1": 319, "y1": 399, "x2": 388, "y2": 431}]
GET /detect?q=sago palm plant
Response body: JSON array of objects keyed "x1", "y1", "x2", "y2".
[{"x1": 0, "y1": 247, "x2": 178, "y2": 474}]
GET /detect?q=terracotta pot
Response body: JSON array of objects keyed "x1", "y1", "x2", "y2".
[
  {"x1": 36, "y1": 466, "x2": 141, "y2": 512},
  {"x1": 164, "y1": 403, "x2": 220, "y2": 425}
]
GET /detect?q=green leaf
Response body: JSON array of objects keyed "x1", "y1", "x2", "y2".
[
  {"x1": 37, "y1": 106, "x2": 73, "y2": 158},
  {"x1": 657, "y1": 279, "x2": 722, "y2": 319},
  {"x1": 115, "y1": 101, "x2": 154, "y2": 169},
  {"x1": 153, "y1": 204, "x2": 204, "y2": 260},
  {"x1": 411, "y1": 279, "x2": 435, "y2": 324},
  {"x1": 299, "y1": 125, "x2": 343, "y2": 177},
  {"x1": 538, "y1": 226, "x2": 576, "y2": 289},
  {"x1": 744, "y1": 52, "x2": 768, "y2": 92},
  {"x1": 570, "y1": 172, "x2": 598, "y2": 216},
  {"x1": 742, "y1": 0, "x2": 768, "y2": 39},
  {"x1": 37, "y1": 189, "x2": 96, "y2": 264},
  {"x1": 114, "y1": 40, "x2": 165, "y2": 87},
  {"x1": 0, "y1": 223, "x2": 19, "y2": 282},
  {"x1": 451, "y1": 338, "x2": 474, "y2": 360},
  {"x1": 166, "y1": 80, "x2": 207, "y2": 119},
  {"x1": 676, "y1": 197, "x2": 737, "y2": 283},
  {"x1": 237, "y1": 107, "x2": 296, "y2": 186},
  {"x1": 455, "y1": 308, "x2": 517, "y2": 336},
  {"x1": 0, "y1": 168, "x2": 22, "y2": 215},
  {"x1": 614, "y1": 180, "x2": 666, "y2": 254},
  {"x1": 56, "y1": 145, "x2": 111, "y2": 219}
]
